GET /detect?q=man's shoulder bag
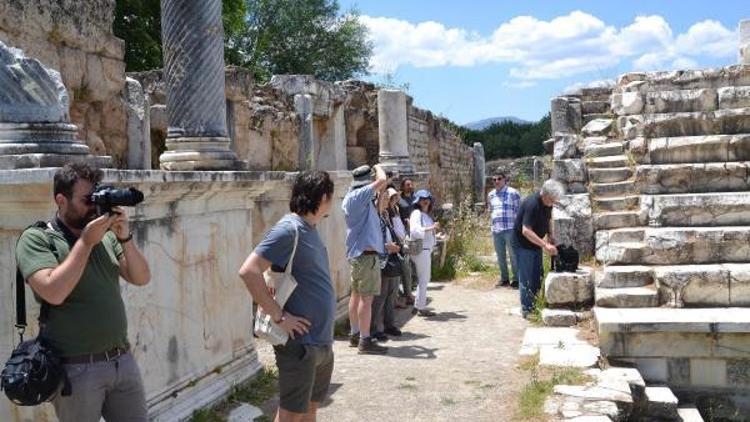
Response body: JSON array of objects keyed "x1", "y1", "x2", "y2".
[
  {"x1": 254, "y1": 224, "x2": 299, "y2": 346},
  {"x1": 2, "y1": 221, "x2": 70, "y2": 406}
]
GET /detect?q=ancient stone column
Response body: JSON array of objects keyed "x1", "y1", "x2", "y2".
[
  {"x1": 294, "y1": 94, "x2": 314, "y2": 170},
  {"x1": 740, "y1": 20, "x2": 750, "y2": 65},
  {"x1": 472, "y1": 142, "x2": 485, "y2": 202},
  {"x1": 0, "y1": 40, "x2": 110, "y2": 169},
  {"x1": 550, "y1": 96, "x2": 582, "y2": 135},
  {"x1": 377, "y1": 89, "x2": 415, "y2": 174},
  {"x1": 159, "y1": 0, "x2": 239, "y2": 170}
]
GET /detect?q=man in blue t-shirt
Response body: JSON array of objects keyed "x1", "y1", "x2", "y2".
[
  {"x1": 239, "y1": 170, "x2": 336, "y2": 421},
  {"x1": 342, "y1": 164, "x2": 398, "y2": 354}
]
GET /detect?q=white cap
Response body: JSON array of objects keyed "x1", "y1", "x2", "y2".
[{"x1": 386, "y1": 187, "x2": 399, "y2": 198}]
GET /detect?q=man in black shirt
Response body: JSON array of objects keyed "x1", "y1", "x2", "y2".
[
  {"x1": 512, "y1": 179, "x2": 564, "y2": 318},
  {"x1": 398, "y1": 177, "x2": 416, "y2": 227}
]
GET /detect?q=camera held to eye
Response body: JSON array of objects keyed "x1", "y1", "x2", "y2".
[{"x1": 90, "y1": 185, "x2": 145, "y2": 216}]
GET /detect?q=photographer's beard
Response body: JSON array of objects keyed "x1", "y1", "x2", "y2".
[{"x1": 62, "y1": 206, "x2": 97, "y2": 230}]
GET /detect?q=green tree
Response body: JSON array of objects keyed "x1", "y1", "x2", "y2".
[
  {"x1": 114, "y1": 0, "x2": 246, "y2": 72},
  {"x1": 464, "y1": 114, "x2": 551, "y2": 161},
  {"x1": 229, "y1": 0, "x2": 371, "y2": 82},
  {"x1": 114, "y1": 0, "x2": 372, "y2": 82}
]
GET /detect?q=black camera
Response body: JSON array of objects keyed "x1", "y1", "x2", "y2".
[{"x1": 90, "y1": 185, "x2": 144, "y2": 216}]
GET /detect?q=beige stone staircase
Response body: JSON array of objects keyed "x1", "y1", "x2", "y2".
[{"x1": 591, "y1": 66, "x2": 750, "y2": 418}]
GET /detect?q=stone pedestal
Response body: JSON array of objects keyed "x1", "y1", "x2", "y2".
[
  {"x1": 741, "y1": 20, "x2": 750, "y2": 65},
  {"x1": 159, "y1": 0, "x2": 239, "y2": 171},
  {"x1": 377, "y1": 89, "x2": 415, "y2": 174},
  {"x1": 0, "y1": 40, "x2": 111, "y2": 169}
]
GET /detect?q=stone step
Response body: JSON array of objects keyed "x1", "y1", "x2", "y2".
[
  {"x1": 595, "y1": 226, "x2": 750, "y2": 265},
  {"x1": 613, "y1": 88, "x2": 719, "y2": 115},
  {"x1": 718, "y1": 86, "x2": 750, "y2": 109},
  {"x1": 596, "y1": 306, "x2": 750, "y2": 357},
  {"x1": 635, "y1": 162, "x2": 750, "y2": 195},
  {"x1": 589, "y1": 167, "x2": 633, "y2": 183},
  {"x1": 584, "y1": 142, "x2": 623, "y2": 157},
  {"x1": 582, "y1": 118, "x2": 615, "y2": 137},
  {"x1": 630, "y1": 134, "x2": 750, "y2": 165},
  {"x1": 640, "y1": 192, "x2": 750, "y2": 227},
  {"x1": 599, "y1": 264, "x2": 750, "y2": 307},
  {"x1": 583, "y1": 113, "x2": 611, "y2": 124},
  {"x1": 581, "y1": 136, "x2": 613, "y2": 147},
  {"x1": 619, "y1": 107, "x2": 750, "y2": 140},
  {"x1": 592, "y1": 195, "x2": 640, "y2": 212},
  {"x1": 595, "y1": 265, "x2": 654, "y2": 288},
  {"x1": 616, "y1": 67, "x2": 750, "y2": 95},
  {"x1": 676, "y1": 405, "x2": 704, "y2": 422},
  {"x1": 595, "y1": 285, "x2": 659, "y2": 308},
  {"x1": 590, "y1": 180, "x2": 636, "y2": 198},
  {"x1": 582, "y1": 100, "x2": 611, "y2": 115},
  {"x1": 593, "y1": 211, "x2": 641, "y2": 230},
  {"x1": 587, "y1": 155, "x2": 630, "y2": 168},
  {"x1": 644, "y1": 386, "x2": 679, "y2": 420}
]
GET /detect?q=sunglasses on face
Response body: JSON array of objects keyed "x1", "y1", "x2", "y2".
[{"x1": 493, "y1": 177, "x2": 504, "y2": 181}]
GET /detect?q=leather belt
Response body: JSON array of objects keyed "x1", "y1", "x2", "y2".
[
  {"x1": 361, "y1": 251, "x2": 378, "y2": 255},
  {"x1": 62, "y1": 345, "x2": 129, "y2": 364}
]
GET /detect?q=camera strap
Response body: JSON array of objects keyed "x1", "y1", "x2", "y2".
[{"x1": 15, "y1": 222, "x2": 58, "y2": 343}]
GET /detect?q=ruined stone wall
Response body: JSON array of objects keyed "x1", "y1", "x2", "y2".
[
  {"x1": 0, "y1": 169, "x2": 352, "y2": 421},
  {"x1": 408, "y1": 106, "x2": 475, "y2": 205},
  {"x1": 131, "y1": 68, "x2": 299, "y2": 171},
  {"x1": 0, "y1": 0, "x2": 128, "y2": 166}
]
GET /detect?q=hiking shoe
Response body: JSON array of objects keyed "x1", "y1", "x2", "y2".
[
  {"x1": 373, "y1": 332, "x2": 388, "y2": 342},
  {"x1": 417, "y1": 309, "x2": 436, "y2": 317},
  {"x1": 349, "y1": 333, "x2": 360, "y2": 347},
  {"x1": 384, "y1": 326, "x2": 402, "y2": 336},
  {"x1": 358, "y1": 337, "x2": 388, "y2": 354},
  {"x1": 496, "y1": 279, "x2": 510, "y2": 287},
  {"x1": 510, "y1": 281, "x2": 519, "y2": 289}
]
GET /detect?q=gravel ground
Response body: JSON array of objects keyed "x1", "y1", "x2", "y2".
[{"x1": 255, "y1": 275, "x2": 529, "y2": 422}]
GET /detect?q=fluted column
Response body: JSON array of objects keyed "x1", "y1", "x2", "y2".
[{"x1": 159, "y1": 0, "x2": 239, "y2": 171}]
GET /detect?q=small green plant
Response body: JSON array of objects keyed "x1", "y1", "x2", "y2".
[{"x1": 190, "y1": 367, "x2": 278, "y2": 421}]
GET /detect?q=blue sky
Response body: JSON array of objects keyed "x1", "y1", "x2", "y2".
[{"x1": 338, "y1": 0, "x2": 746, "y2": 125}]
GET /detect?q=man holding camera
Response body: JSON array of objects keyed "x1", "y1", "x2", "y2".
[
  {"x1": 15, "y1": 163, "x2": 151, "y2": 421},
  {"x1": 343, "y1": 164, "x2": 398, "y2": 354}
]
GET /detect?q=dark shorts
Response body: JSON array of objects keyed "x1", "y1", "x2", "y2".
[{"x1": 274, "y1": 343, "x2": 334, "y2": 414}]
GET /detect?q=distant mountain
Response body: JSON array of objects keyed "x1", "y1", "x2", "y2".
[{"x1": 463, "y1": 116, "x2": 530, "y2": 131}]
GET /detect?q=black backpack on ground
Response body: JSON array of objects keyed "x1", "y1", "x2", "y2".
[
  {"x1": 551, "y1": 244, "x2": 579, "y2": 273},
  {"x1": 1, "y1": 221, "x2": 71, "y2": 406}
]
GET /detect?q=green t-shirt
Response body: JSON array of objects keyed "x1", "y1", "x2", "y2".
[{"x1": 15, "y1": 226, "x2": 128, "y2": 357}]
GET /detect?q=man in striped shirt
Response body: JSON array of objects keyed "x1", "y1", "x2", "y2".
[{"x1": 487, "y1": 171, "x2": 521, "y2": 288}]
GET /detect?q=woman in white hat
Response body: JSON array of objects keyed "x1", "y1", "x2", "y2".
[{"x1": 409, "y1": 190, "x2": 439, "y2": 317}]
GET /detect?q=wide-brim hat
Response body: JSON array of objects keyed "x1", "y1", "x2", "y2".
[
  {"x1": 386, "y1": 187, "x2": 399, "y2": 199},
  {"x1": 350, "y1": 165, "x2": 373, "y2": 188},
  {"x1": 412, "y1": 189, "x2": 433, "y2": 205}
]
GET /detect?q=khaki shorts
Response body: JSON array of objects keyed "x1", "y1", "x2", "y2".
[{"x1": 350, "y1": 254, "x2": 382, "y2": 296}]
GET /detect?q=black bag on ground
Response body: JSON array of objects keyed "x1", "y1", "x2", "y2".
[
  {"x1": 551, "y1": 244, "x2": 579, "y2": 273},
  {"x1": 1, "y1": 222, "x2": 70, "y2": 406}
]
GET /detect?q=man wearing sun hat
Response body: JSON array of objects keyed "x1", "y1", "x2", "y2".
[{"x1": 342, "y1": 164, "x2": 398, "y2": 354}]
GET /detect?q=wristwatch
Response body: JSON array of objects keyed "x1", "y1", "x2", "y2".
[{"x1": 117, "y1": 232, "x2": 133, "y2": 243}]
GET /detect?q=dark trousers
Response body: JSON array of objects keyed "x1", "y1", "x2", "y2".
[
  {"x1": 516, "y1": 245, "x2": 543, "y2": 313},
  {"x1": 372, "y1": 275, "x2": 401, "y2": 333}
]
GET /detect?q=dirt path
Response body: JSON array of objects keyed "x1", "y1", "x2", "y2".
[{"x1": 256, "y1": 276, "x2": 529, "y2": 422}]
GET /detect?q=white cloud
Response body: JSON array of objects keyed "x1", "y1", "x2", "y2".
[
  {"x1": 360, "y1": 12, "x2": 738, "y2": 80},
  {"x1": 503, "y1": 80, "x2": 537, "y2": 89}
]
